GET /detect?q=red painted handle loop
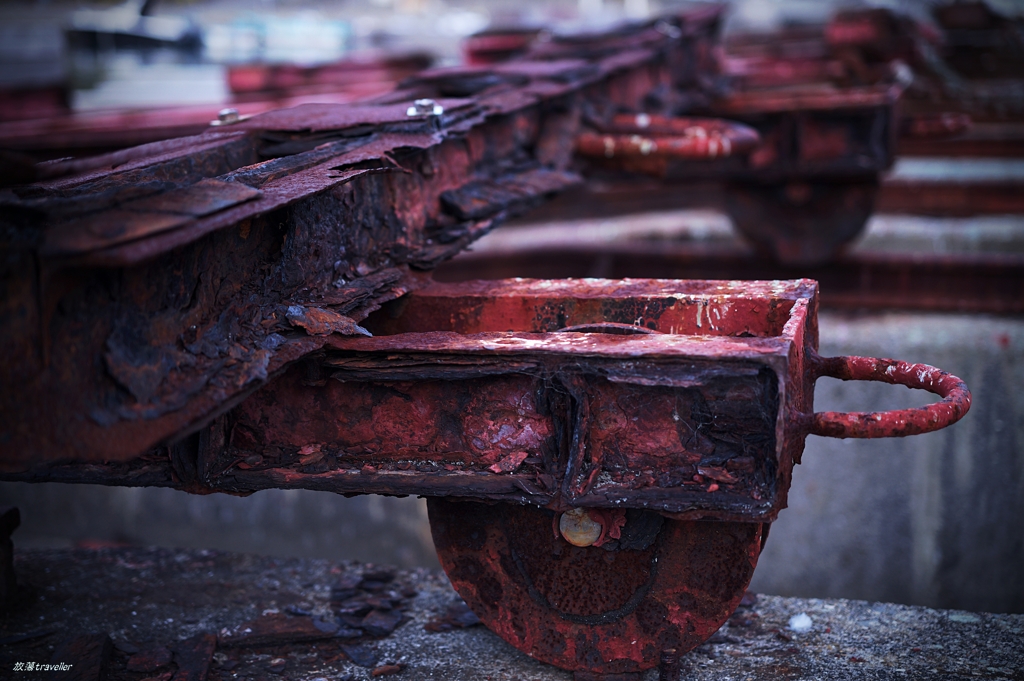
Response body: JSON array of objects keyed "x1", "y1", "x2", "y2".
[
  {"x1": 811, "y1": 355, "x2": 971, "y2": 439},
  {"x1": 576, "y1": 115, "x2": 760, "y2": 161}
]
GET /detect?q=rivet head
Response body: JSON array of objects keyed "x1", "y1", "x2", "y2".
[
  {"x1": 218, "y1": 108, "x2": 240, "y2": 123},
  {"x1": 655, "y1": 20, "x2": 682, "y2": 39},
  {"x1": 406, "y1": 98, "x2": 444, "y2": 117},
  {"x1": 559, "y1": 508, "x2": 602, "y2": 547}
]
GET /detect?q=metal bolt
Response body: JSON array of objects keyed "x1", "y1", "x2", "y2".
[
  {"x1": 655, "y1": 20, "x2": 682, "y2": 39},
  {"x1": 659, "y1": 648, "x2": 680, "y2": 681},
  {"x1": 558, "y1": 508, "x2": 602, "y2": 547},
  {"x1": 406, "y1": 99, "x2": 445, "y2": 117},
  {"x1": 218, "y1": 108, "x2": 240, "y2": 124},
  {"x1": 603, "y1": 135, "x2": 615, "y2": 158},
  {"x1": 630, "y1": 135, "x2": 656, "y2": 156}
]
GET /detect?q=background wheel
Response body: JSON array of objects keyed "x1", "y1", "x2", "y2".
[{"x1": 725, "y1": 180, "x2": 878, "y2": 266}]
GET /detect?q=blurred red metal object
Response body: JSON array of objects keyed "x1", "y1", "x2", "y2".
[
  {"x1": 0, "y1": 85, "x2": 69, "y2": 123},
  {"x1": 576, "y1": 114, "x2": 760, "y2": 175},
  {"x1": 901, "y1": 112, "x2": 973, "y2": 139},
  {"x1": 434, "y1": 209, "x2": 1024, "y2": 315},
  {"x1": 0, "y1": 51, "x2": 431, "y2": 161},
  {"x1": 226, "y1": 52, "x2": 432, "y2": 99},
  {"x1": 463, "y1": 28, "x2": 540, "y2": 65}
]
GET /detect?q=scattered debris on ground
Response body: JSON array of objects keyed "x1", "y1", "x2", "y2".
[{"x1": 0, "y1": 547, "x2": 1020, "y2": 680}]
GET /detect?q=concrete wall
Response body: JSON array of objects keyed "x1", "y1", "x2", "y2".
[
  {"x1": 0, "y1": 484, "x2": 439, "y2": 570},
  {"x1": 2, "y1": 312, "x2": 1021, "y2": 612},
  {"x1": 750, "y1": 312, "x2": 1023, "y2": 615}
]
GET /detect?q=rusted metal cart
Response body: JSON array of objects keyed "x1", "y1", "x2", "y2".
[
  {"x1": 713, "y1": 3, "x2": 1024, "y2": 257},
  {"x1": 0, "y1": 10, "x2": 971, "y2": 679},
  {"x1": 461, "y1": 10, "x2": 909, "y2": 265}
]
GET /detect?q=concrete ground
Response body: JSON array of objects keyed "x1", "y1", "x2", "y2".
[
  {"x1": 0, "y1": 484, "x2": 440, "y2": 571},
  {"x1": 1, "y1": 546, "x2": 1021, "y2": 681}
]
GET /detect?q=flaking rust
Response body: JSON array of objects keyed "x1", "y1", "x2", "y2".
[{"x1": 0, "y1": 8, "x2": 734, "y2": 473}]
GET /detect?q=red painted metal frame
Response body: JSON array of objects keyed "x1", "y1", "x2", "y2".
[{"x1": 18, "y1": 278, "x2": 964, "y2": 524}]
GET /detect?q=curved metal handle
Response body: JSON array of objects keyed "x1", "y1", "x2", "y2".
[
  {"x1": 810, "y1": 354, "x2": 971, "y2": 438},
  {"x1": 576, "y1": 114, "x2": 760, "y2": 162},
  {"x1": 900, "y1": 112, "x2": 972, "y2": 140}
]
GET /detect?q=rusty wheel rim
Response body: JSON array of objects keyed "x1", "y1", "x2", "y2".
[{"x1": 428, "y1": 499, "x2": 764, "y2": 674}]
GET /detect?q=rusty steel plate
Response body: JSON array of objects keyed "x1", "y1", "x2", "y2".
[
  {"x1": 0, "y1": 9, "x2": 732, "y2": 472},
  {"x1": 13, "y1": 278, "x2": 968, "y2": 526},
  {"x1": 429, "y1": 499, "x2": 764, "y2": 675}
]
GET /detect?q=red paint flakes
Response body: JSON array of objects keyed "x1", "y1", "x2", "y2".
[{"x1": 488, "y1": 450, "x2": 529, "y2": 474}]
